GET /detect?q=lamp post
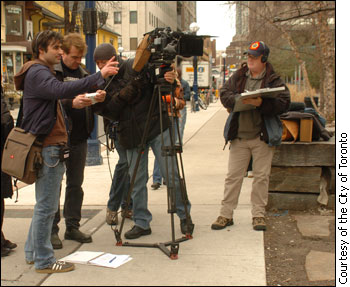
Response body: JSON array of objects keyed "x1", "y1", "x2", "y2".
[
  {"x1": 222, "y1": 52, "x2": 227, "y2": 84},
  {"x1": 190, "y1": 22, "x2": 200, "y2": 112},
  {"x1": 118, "y1": 46, "x2": 124, "y2": 58},
  {"x1": 83, "y1": 1, "x2": 102, "y2": 166}
]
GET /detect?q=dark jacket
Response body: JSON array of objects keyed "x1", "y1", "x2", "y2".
[
  {"x1": 220, "y1": 62, "x2": 290, "y2": 144},
  {"x1": 1, "y1": 88, "x2": 14, "y2": 199},
  {"x1": 97, "y1": 59, "x2": 172, "y2": 149},
  {"x1": 54, "y1": 62, "x2": 95, "y2": 144},
  {"x1": 14, "y1": 60, "x2": 105, "y2": 136}
]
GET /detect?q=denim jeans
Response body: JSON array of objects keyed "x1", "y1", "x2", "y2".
[
  {"x1": 52, "y1": 141, "x2": 87, "y2": 233},
  {"x1": 152, "y1": 121, "x2": 179, "y2": 184},
  {"x1": 179, "y1": 105, "x2": 187, "y2": 141},
  {"x1": 25, "y1": 146, "x2": 65, "y2": 269},
  {"x1": 127, "y1": 128, "x2": 191, "y2": 230},
  {"x1": 107, "y1": 137, "x2": 131, "y2": 211}
]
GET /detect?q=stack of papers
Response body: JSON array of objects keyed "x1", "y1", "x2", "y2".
[
  {"x1": 60, "y1": 251, "x2": 132, "y2": 269},
  {"x1": 240, "y1": 86, "x2": 286, "y2": 99}
]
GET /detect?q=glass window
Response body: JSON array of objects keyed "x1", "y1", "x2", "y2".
[
  {"x1": 130, "y1": 11, "x2": 137, "y2": 24},
  {"x1": 114, "y1": 11, "x2": 121, "y2": 24},
  {"x1": 3, "y1": 53, "x2": 14, "y2": 84},
  {"x1": 6, "y1": 5, "x2": 23, "y2": 36},
  {"x1": 130, "y1": 38, "x2": 138, "y2": 51},
  {"x1": 118, "y1": 37, "x2": 122, "y2": 47},
  {"x1": 110, "y1": 38, "x2": 114, "y2": 45}
]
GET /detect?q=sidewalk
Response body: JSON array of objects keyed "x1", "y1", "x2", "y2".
[{"x1": 2, "y1": 101, "x2": 266, "y2": 286}]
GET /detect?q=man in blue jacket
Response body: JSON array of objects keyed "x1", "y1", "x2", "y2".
[{"x1": 14, "y1": 30, "x2": 118, "y2": 274}]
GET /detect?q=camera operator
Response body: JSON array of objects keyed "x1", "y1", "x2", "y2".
[{"x1": 99, "y1": 57, "x2": 194, "y2": 240}]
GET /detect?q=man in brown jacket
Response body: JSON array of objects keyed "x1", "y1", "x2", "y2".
[{"x1": 211, "y1": 41, "x2": 290, "y2": 231}]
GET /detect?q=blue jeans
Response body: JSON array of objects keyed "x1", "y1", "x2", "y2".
[
  {"x1": 24, "y1": 146, "x2": 65, "y2": 269},
  {"x1": 179, "y1": 105, "x2": 187, "y2": 141},
  {"x1": 127, "y1": 128, "x2": 191, "y2": 229},
  {"x1": 107, "y1": 137, "x2": 131, "y2": 211},
  {"x1": 152, "y1": 120, "x2": 179, "y2": 184}
]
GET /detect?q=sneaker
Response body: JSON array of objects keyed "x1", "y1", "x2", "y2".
[
  {"x1": 211, "y1": 216, "x2": 234, "y2": 230},
  {"x1": 151, "y1": 182, "x2": 161, "y2": 190},
  {"x1": 26, "y1": 259, "x2": 34, "y2": 265},
  {"x1": 64, "y1": 229, "x2": 92, "y2": 243},
  {"x1": 36, "y1": 261, "x2": 75, "y2": 274},
  {"x1": 106, "y1": 208, "x2": 118, "y2": 225},
  {"x1": 3, "y1": 240, "x2": 17, "y2": 249},
  {"x1": 180, "y1": 217, "x2": 195, "y2": 235},
  {"x1": 51, "y1": 233, "x2": 63, "y2": 249},
  {"x1": 252, "y1": 217, "x2": 266, "y2": 231},
  {"x1": 124, "y1": 225, "x2": 152, "y2": 239}
]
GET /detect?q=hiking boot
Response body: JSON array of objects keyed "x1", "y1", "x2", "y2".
[
  {"x1": 64, "y1": 229, "x2": 92, "y2": 243},
  {"x1": 211, "y1": 216, "x2": 234, "y2": 230},
  {"x1": 252, "y1": 217, "x2": 266, "y2": 231},
  {"x1": 106, "y1": 208, "x2": 118, "y2": 225},
  {"x1": 180, "y1": 217, "x2": 195, "y2": 235},
  {"x1": 151, "y1": 182, "x2": 161, "y2": 190},
  {"x1": 124, "y1": 225, "x2": 151, "y2": 239},
  {"x1": 36, "y1": 261, "x2": 75, "y2": 274},
  {"x1": 3, "y1": 240, "x2": 17, "y2": 249},
  {"x1": 51, "y1": 233, "x2": 63, "y2": 249}
]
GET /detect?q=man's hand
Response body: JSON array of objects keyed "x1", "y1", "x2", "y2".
[
  {"x1": 100, "y1": 56, "x2": 119, "y2": 79},
  {"x1": 164, "y1": 70, "x2": 176, "y2": 84},
  {"x1": 94, "y1": 90, "x2": 106, "y2": 103},
  {"x1": 72, "y1": 94, "x2": 93, "y2": 109},
  {"x1": 242, "y1": 96, "x2": 262, "y2": 107}
]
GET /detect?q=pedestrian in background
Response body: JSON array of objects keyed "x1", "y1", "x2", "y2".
[
  {"x1": 211, "y1": 41, "x2": 290, "y2": 231},
  {"x1": 178, "y1": 67, "x2": 190, "y2": 141},
  {"x1": 151, "y1": 69, "x2": 186, "y2": 190},
  {"x1": 14, "y1": 30, "x2": 118, "y2": 273},
  {"x1": 1, "y1": 85, "x2": 17, "y2": 257}
]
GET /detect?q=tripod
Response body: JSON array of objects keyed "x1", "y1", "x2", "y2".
[{"x1": 113, "y1": 76, "x2": 193, "y2": 260}]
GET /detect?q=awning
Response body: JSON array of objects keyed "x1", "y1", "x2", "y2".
[{"x1": 2, "y1": 41, "x2": 32, "y2": 53}]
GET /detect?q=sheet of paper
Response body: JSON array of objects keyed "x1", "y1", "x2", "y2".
[
  {"x1": 89, "y1": 253, "x2": 132, "y2": 269},
  {"x1": 60, "y1": 251, "x2": 104, "y2": 264},
  {"x1": 60, "y1": 251, "x2": 132, "y2": 269}
]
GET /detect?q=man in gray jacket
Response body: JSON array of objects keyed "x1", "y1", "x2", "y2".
[{"x1": 211, "y1": 41, "x2": 290, "y2": 231}]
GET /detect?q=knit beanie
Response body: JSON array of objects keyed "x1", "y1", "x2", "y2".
[{"x1": 93, "y1": 43, "x2": 117, "y2": 62}]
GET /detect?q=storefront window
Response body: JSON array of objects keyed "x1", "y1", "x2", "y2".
[
  {"x1": 3, "y1": 53, "x2": 14, "y2": 84},
  {"x1": 5, "y1": 5, "x2": 23, "y2": 36},
  {"x1": 15, "y1": 52, "x2": 22, "y2": 75}
]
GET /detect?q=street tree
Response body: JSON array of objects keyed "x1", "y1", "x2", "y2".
[{"x1": 226, "y1": 1, "x2": 335, "y2": 120}]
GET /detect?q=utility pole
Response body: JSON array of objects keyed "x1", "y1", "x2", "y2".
[{"x1": 84, "y1": 1, "x2": 102, "y2": 166}]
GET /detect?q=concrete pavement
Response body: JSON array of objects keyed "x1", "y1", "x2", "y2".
[{"x1": 2, "y1": 101, "x2": 267, "y2": 286}]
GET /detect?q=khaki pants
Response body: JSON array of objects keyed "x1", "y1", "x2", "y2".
[{"x1": 220, "y1": 137, "x2": 275, "y2": 219}]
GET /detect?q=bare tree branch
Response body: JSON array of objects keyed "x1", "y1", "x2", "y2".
[{"x1": 273, "y1": 7, "x2": 335, "y2": 23}]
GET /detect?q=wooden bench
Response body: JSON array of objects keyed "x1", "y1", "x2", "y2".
[{"x1": 268, "y1": 137, "x2": 335, "y2": 209}]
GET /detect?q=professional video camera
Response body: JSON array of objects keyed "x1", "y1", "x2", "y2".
[{"x1": 132, "y1": 27, "x2": 204, "y2": 74}]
